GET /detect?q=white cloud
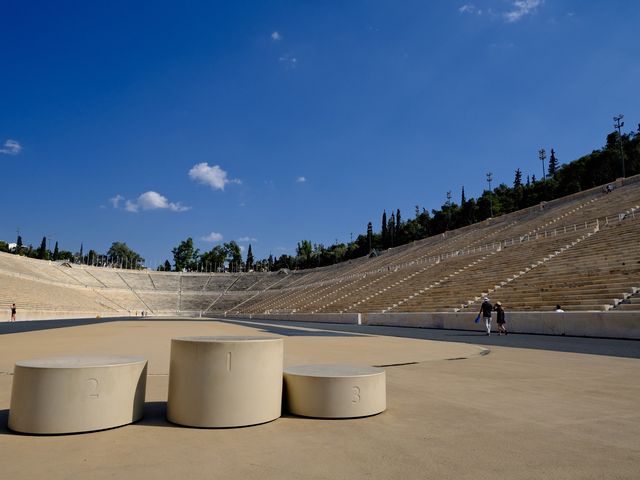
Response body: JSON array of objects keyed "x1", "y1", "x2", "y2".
[
  {"x1": 109, "y1": 194, "x2": 124, "y2": 208},
  {"x1": 295, "y1": 176, "x2": 306, "y2": 183},
  {"x1": 201, "y1": 232, "x2": 224, "y2": 243},
  {"x1": 503, "y1": 0, "x2": 542, "y2": 23},
  {"x1": 188, "y1": 163, "x2": 240, "y2": 190},
  {"x1": 0, "y1": 139, "x2": 22, "y2": 155},
  {"x1": 238, "y1": 236, "x2": 257, "y2": 242},
  {"x1": 118, "y1": 191, "x2": 190, "y2": 213},
  {"x1": 271, "y1": 31, "x2": 282, "y2": 41},
  {"x1": 459, "y1": 4, "x2": 481, "y2": 15},
  {"x1": 279, "y1": 54, "x2": 298, "y2": 69}
]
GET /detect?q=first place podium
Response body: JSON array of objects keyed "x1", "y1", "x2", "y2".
[{"x1": 167, "y1": 336, "x2": 283, "y2": 428}]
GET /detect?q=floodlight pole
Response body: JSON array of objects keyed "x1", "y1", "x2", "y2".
[
  {"x1": 613, "y1": 114, "x2": 625, "y2": 178},
  {"x1": 486, "y1": 172, "x2": 493, "y2": 217},
  {"x1": 538, "y1": 148, "x2": 546, "y2": 181}
]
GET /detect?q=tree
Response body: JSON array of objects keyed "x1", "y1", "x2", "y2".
[
  {"x1": 107, "y1": 241, "x2": 144, "y2": 269},
  {"x1": 79, "y1": 243, "x2": 84, "y2": 263},
  {"x1": 163, "y1": 259, "x2": 172, "y2": 271},
  {"x1": 461, "y1": 186, "x2": 466, "y2": 205},
  {"x1": 87, "y1": 249, "x2": 98, "y2": 266},
  {"x1": 513, "y1": 169, "x2": 522, "y2": 188},
  {"x1": 53, "y1": 241, "x2": 59, "y2": 260},
  {"x1": 201, "y1": 245, "x2": 226, "y2": 272},
  {"x1": 367, "y1": 222, "x2": 373, "y2": 253},
  {"x1": 388, "y1": 213, "x2": 396, "y2": 247},
  {"x1": 38, "y1": 236, "x2": 48, "y2": 260},
  {"x1": 16, "y1": 234, "x2": 23, "y2": 254},
  {"x1": 548, "y1": 149, "x2": 559, "y2": 177},
  {"x1": 224, "y1": 241, "x2": 243, "y2": 272},
  {"x1": 57, "y1": 250, "x2": 74, "y2": 261},
  {"x1": 381, "y1": 210, "x2": 388, "y2": 248},
  {"x1": 296, "y1": 240, "x2": 313, "y2": 268},
  {"x1": 172, "y1": 238, "x2": 199, "y2": 271},
  {"x1": 0, "y1": 240, "x2": 9, "y2": 252},
  {"x1": 512, "y1": 169, "x2": 524, "y2": 209},
  {"x1": 274, "y1": 254, "x2": 295, "y2": 270},
  {"x1": 245, "y1": 244, "x2": 254, "y2": 271},
  {"x1": 268, "y1": 254, "x2": 274, "y2": 271}
]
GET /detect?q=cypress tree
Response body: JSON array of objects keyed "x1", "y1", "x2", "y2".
[
  {"x1": 461, "y1": 186, "x2": 466, "y2": 205},
  {"x1": 548, "y1": 149, "x2": 559, "y2": 177},
  {"x1": 367, "y1": 222, "x2": 373, "y2": 253},
  {"x1": 381, "y1": 210, "x2": 388, "y2": 248},
  {"x1": 39, "y1": 236, "x2": 47, "y2": 259},
  {"x1": 396, "y1": 209, "x2": 401, "y2": 228},
  {"x1": 246, "y1": 244, "x2": 254, "y2": 272},
  {"x1": 514, "y1": 169, "x2": 522, "y2": 188},
  {"x1": 389, "y1": 213, "x2": 396, "y2": 247},
  {"x1": 53, "y1": 241, "x2": 59, "y2": 260}
]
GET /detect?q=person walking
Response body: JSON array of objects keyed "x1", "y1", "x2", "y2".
[
  {"x1": 479, "y1": 297, "x2": 493, "y2": 335},
  {"x1": 10, "y1": 303, "x2": 16, "y2": 322},
  {"x1": 495, "y1": 301, "x2": 507, "y2": 335}
]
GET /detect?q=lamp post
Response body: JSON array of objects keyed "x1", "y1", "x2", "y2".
[
  {"x1": 486, "y1": 172, "x2": 493, "y2": 217},
  {"x1": 613, "y1": 114, "x2": 625, "y2": 178},
  {"x1": 538, "y1": 148, "x2": 546, "y2": 181}
]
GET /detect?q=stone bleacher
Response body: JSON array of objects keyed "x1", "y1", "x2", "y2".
[
  {"x1": 0, "y1": 272, "x2": 116, "y2": 314},
  {"x1": 2, "y1": 176, "x2": 639, "y2": 317}
]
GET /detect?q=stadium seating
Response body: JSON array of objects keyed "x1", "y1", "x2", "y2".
[{"x1": 1, "y1": 176, "x2": 639, "y2": 317}]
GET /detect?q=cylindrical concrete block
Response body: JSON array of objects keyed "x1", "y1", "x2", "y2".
[
  {"x1": 9, "y1": 356, "x2": 147, "y2": 434},
  {"x1": 167, "y1": 336, "x2": 283, "y2": 428},
  {"x1": 284, "y1": 364, "x2": 386, "y2": 418}
]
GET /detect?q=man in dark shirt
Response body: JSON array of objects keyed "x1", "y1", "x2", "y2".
[{"x1": 479, "y1": 297, "x2": 492, "y2": 335}]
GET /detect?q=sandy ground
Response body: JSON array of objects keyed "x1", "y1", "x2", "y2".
[{"x1": 0, "y1": 319, "x2": 638, "y2": 479}]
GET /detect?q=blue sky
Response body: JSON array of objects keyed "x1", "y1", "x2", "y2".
[{"x1": 1, "y1": 1, "x2": 639, "y2": 266}]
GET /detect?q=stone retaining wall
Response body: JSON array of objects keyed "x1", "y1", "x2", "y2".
[
  {"x1": 227, "y1": 311, "x2": 640, "y2": 340},
  {"x1": 3, "y1": 309, "x2": 638, "y2": 339},
  {"x1": 367, "y1": 312, "x2": 640, "y2": 339}
]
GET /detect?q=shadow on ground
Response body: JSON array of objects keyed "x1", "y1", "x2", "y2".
[
  {"x1": 0, "y1": 316, "x2": 370, "y2": 339},
  {"x1": 0, "y1": 317, "x2": 127, "y2": 336}
]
